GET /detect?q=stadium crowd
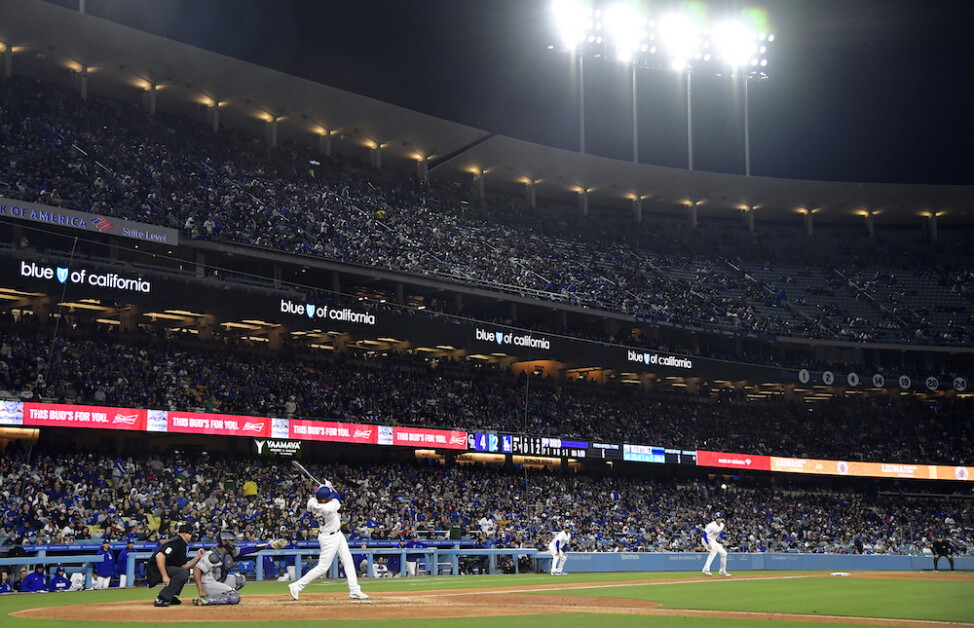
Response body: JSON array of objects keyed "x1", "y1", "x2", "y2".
[
  {"x1": 2, "y1": 77, "x2": 972, "y2": 347},
  {"x1": 0, "y1": 321, "x2": 972, "y2": 466},
  {"x1": 0, "y1": 446, "x2": 970, "y2": 574}
]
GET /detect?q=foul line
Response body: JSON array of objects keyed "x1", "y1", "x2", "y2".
[{"x1": 416, "y1": 574, "x2": 815, "y2": 598}]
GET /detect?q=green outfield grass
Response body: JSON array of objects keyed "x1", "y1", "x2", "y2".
[{"x1": 0, "y1": 572, "x2": 971, "y2": 628}]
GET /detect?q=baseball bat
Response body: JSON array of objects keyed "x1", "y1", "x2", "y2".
[{"x1": 291, "y1": 460, "x2": 323, "y2": 485}]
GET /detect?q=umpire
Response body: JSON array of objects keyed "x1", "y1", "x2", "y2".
[
  {"x1": 147, "y1": 523, "x2": 205, "y2": 607},
  {"x1": 932, "y1": 533, "x2": 956, "y2": 572}
]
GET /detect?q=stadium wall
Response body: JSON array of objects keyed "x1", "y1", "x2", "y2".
[{"x1": 562, "y1": 552, "x2": 973, "y2": 573}]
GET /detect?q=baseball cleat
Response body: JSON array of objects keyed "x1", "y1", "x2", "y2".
[
  {"x1": 720, "y1": 571, "x2": 732, "y2": 577},
  {"x1": 702, "y1": 570, "x2": 713, "y2": 576},
  {"x1": 192, "y1": 597, "x2": 209, "y2": 606},
  {"x1": 153, "y1": 598, "x2": 170, "y2": 607},
  {"x1": 349, "y1": 592, "x2": 370, "y2": 600},
  {"x1": 170, "y1": 597, "x2": 182, "y2": 605},
  {"x1": 288, "y1": 583, "x2": 300, "y2": 601}
]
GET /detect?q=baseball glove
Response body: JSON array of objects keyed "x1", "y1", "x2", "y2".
[{"x1": 267, "y1": 538, "x2": 288, "y2": 550}]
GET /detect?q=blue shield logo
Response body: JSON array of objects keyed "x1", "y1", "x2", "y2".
[
  {"x1": 306, "y1": 305, "x2": 315, "y2": 319},
  {"x1": 643, "y1": 353, "x2": 651, "y2": 364},
  {"x1": 495, "y1": 332, "x2": 504, "y2": 345},
  {"x1": 56, "y1": 267, "x2": 69, "y2": 284}
]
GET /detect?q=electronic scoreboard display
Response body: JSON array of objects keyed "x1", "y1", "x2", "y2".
[
  {"x1": 588, "y1": 442, "x2": 624, "y2": 460},
  {"x1": 623, "y1": 444, "x2": 665, "y2": 463},
  {"x1": 665, "y1": 448, "x2": 698, "y2": 465},
  {"x1": 511, "y1": 435, "x2": 587, "y2": 458}
]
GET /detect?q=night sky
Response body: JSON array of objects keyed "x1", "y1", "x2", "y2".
[{"x1": 65, "y1": 0, "x2": 974, "y2": 185}]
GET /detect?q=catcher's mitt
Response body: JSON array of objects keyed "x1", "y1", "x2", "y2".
[{"x1": 268, "y1": 538, "x2": 288, "y2": 550}]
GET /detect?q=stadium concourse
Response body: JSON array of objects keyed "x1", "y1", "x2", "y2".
[{"x1": 1, "y1": 76, "x2": 972, "y2": 348}]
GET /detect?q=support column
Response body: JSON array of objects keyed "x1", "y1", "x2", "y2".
[
  {"x1": 926, "y1": 213, "x2": 939, "y2": 241},
  {"x1": 319, "y1": 131, "x2": 332, "y2": 156},
  {"x1": 395, "y1": 282, "x2": 405, "y2": 305},
  {"x1": 79, "y1": 65, "x2": 88, "y2": 102},
  {"x1": 685, "y1": 203, "x2": 698, "y2": 229},
  {"x1": 803, "y1": 211, "x2": 814, "y2": 236},
  {"x1": 331, "y1": 271, "x2": 341, "y2": 293},
  {"x1": 2, "y1": 45, "x2": 12, "y2": 80},
  {"x1": 743, "y1": 205, "x2": 755, "y2": 233},
  {"x1": 578, "y1": 189, "x2": 589, "y2": 216},
  {"x1": 864, "y1": 212, "x2": 875, "y2": 238},
  {"x1": 267, "y1": 328, "x2": 282, "y2": 351},
  {"x1": 632, "y1": 197, "x2": 643, "y2": 223},
  {"x1": 525, "y1": 180, "x2": 536, "y2": 208},
  {"x1": 195, "y1": 251, "x2": 206, "y2": 279},
  {"x1": 209, "y1": 103, "x2": 220, "y2": 133},
  {"x1": 198, "y1": 315, "x2": 216, "y2": 341},
  {"x1": 265, "y1": 117, "x2": 278, "y2": 148},
  {"x1": 79, "y1": 0, "x2": 86, "y2": 14},
  {"x1": 416, "y1": 157, "x2": 428, "y2": 183},
  {"x1": 273, "y1": 263, "x2": 282, "y2": 289},
  {"x1": 369, "y1": 143, "x2": 382, "y2": 169},
  {"x1": 119, "y1": 306, "x2": 139, "y2": 334},
  {"x1": 143, "y1": 83, "x2": 157, "y2": 116},
  {"x1": 475, "y1": 170, "x2": 485, "y2": 208}
]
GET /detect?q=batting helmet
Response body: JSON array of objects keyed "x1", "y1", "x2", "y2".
[
  {"x1": 714, "y1": 512, "x2": 724, "y2": 520},
  {"x1": 315, "y1": 485, "x2": 334, "y2": 501}
]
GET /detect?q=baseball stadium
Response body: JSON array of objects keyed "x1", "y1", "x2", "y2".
[{"x1": 0, "y1": 1, "x2": 972, "y2": 627}]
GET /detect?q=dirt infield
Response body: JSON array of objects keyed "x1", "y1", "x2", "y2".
[{"x1": 14, "y1": 574, "x2": 974, "y2": 626}]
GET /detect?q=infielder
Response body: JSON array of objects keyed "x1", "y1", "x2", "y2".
[
  {"x1": 548, "y1": 523, "x2": 571, "y2": 576},
  {"x1": 287, "y1": 484, "x2": 369, "y2": 601},
  {"x1": 192, "y1": 531, "x2": 287, "y2": 605},
  {"x1": 702, "y1": 511, "x2": 731, "y2": 576}
]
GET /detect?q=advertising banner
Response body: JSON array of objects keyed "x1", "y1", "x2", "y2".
[
  {"x1": 288, "y1": 419, "x2": 378, "y2": 444},
  {"x1": 22, "y1": 402, "x2": 147, "y2": 431},
  {"x1": 166, "y1": 411, "x2": 271, "y2": 437},
  {"x1": 393, "y1": 427, "x2": 467, "y2": 450},
  {"x1": 0, "y1": 197, "x2": 179, "y2": 244},
  {"x1": 770, "y1": 456, "x2": 972, "y2": 482},
  {"x1": 0, "y1": 400, "x2": 23, "y2": 425},
  {"x1": 696, "y1": 450, "x2": 771, "y2": 472}
]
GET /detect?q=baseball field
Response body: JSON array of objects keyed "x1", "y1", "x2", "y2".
[{"x1": 1, "y1": 571, "x2": 972, "y2": 627}]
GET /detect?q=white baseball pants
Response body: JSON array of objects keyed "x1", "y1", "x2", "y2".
[
  {"x1": 703, "y1": 539, "x2": 727, "y2": 572},
  {"x1": 290, "y1": 531, "x2": 363, "y2": 596}
]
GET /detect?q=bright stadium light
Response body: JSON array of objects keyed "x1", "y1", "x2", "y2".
[
  {"x1": 658, "y1": 13, "x2": 701, "y2": 71},
  {"x1": 552, "y1": 0, "x2": 592, "y2": 50},
  {"x1": 713, "y1": 20, "x2": 757, "y2": 68},
  {"x1": 604, "y1": 3, "x2": 644, "y2": 63}
]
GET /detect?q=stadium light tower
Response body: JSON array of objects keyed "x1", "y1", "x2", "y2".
[
  {"x1": 549, "y1": 1, "x2": 774, "y2": 174},
  {"x1": 552, "y1": 0, "x2": 592, "y2": 154},
  {"x1": 604, "y1": 2, "x2": 646, "y2": 162},
  {"x1": 714, "y1": 20, "x2": 770, "y2": 177},
  {"x1": 658, "y1": 11, "x2": 703, "y2": 170}
]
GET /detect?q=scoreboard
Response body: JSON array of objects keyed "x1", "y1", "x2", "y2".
[
  {"x1": 588, "y1": 441, "x2": 624, "y2": 460},
  {"x1": 623, "y1": 444, "x2": 665, "y2": 463},
  {"x1": 665, "y1": 448, "x2": 698, "y2": 465},
  {"x1": 511, "y1": 435, "x2": 587, "y2": 458}
]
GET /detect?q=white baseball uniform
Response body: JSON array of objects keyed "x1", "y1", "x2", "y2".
[
  {"x1": 548, "y1": 529, "x2": 571, "y2": 575},
  {"x1": 702, "y1": 519, "x2": 728, "y2": 574},
  {"x1": 289, "y1": 495, "x2": 365, "y2": 597}
]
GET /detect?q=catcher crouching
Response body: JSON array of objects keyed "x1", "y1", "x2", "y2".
[{"x1": 193, "y1": 531, "x2": 287, "y2": 606}]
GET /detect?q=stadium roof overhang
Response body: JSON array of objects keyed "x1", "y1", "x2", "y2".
[{"x1": 2, "y1": 0, "x2": 973, "y2": 226}]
